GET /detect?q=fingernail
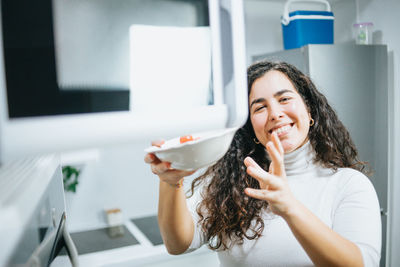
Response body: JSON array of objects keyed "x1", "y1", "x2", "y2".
[{"x1": 246, "y1": 156, "x2": 254, "y2": 163}]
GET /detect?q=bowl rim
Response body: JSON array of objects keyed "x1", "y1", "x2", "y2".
[{"x1": 144, "y1": 127, "x2": 238, "y2": 154}]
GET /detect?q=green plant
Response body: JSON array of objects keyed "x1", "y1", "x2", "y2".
[{"x1": 62, "y1": 165, "x2": 81, "y2": 193}]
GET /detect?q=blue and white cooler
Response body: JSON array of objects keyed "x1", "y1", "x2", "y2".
[{"x1": 281, "y1": 0, "x2": 334, "y2": 50}]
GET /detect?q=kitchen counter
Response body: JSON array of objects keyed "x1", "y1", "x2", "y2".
[{"x1": 50, "y1": 215, "x2": 219, "y2": 267}]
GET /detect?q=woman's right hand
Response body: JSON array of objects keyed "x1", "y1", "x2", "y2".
[{"x1": 144, "y1": 140, "x2": 196, "y2": 187}]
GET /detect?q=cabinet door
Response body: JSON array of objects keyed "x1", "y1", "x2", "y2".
[{"x1": 0, "y1": 0, "x2": 248, "y2": 162}]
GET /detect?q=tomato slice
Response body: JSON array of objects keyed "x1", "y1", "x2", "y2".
[
  {"x1": 180, "y1": 135, "x2": 200, "y2": 144},
  {"x1": 180, "y1": 135, "x2": 194, "y2": 144}
]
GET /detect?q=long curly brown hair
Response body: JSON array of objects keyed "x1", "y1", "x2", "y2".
[{"x1": 189, "y1": 60, "x2": 365, "y2": 250}]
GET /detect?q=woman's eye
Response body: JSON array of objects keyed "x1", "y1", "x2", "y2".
[
  {"x1": 280, "y1": 97, "x2": 291, "y2": 102},
  {"x1": 254, "y1": 105, "x2": 266, "y2": 112}
]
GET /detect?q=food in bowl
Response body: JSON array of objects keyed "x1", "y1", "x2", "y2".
[
  {"x1": 145, "y1": 127, "x2": 238, "y2": 171},
  {"x1": 179, "y1": 135, "x2": 200, "y2": 144}
]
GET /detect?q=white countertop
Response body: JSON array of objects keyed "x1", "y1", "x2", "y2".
[{"x1": 50, "y1": 219, "x2": 219, "y2": 267}]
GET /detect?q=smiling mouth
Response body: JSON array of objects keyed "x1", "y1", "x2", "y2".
[{"x1": 269, "y1": 123, "x2": 294, "y2": 136}]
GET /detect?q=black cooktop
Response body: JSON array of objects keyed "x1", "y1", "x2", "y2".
[
  {"x1": 61, "y1": 225, "x2": 139, "y2": 255},
  {"x1": 59, "y1": 215, "x2": 163, "y2": 256},
  {"x1": 131, "y1": 215, "x2": 164, "y2": 246}
]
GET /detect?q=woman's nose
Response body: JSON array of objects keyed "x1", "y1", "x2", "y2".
[{"x1": 268, "y1": 103, "x2": 283, "y2": 121}]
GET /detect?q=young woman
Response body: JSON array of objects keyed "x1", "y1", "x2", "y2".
[{"x1": 144, "y1": 61, "x2": 381, "y2": 266}]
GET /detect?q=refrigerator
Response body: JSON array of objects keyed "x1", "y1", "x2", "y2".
[{"x1": 253, "y1": 44, "x2": 388, "y2": 267}]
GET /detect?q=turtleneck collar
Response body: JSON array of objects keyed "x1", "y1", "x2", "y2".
[{"x1": 283, "y1": 141, "x2": 316, "y2": 176}]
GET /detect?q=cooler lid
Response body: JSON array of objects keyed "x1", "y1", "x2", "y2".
[{"x1": 289, "y1": 10, "x2": 334, "y2": 17}]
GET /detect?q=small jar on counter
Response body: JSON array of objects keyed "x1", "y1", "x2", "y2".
[{"x1": 353, "y1": 22, "x2": 373, "y2": 45}]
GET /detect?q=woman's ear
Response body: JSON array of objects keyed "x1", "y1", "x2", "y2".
[{"x1": 308, "y1": 112, "x2": 315, "y2": 127}]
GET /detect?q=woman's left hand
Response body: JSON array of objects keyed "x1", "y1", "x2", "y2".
[{"x1": 244, "y1": 132, "x2": 299, "y2": 218}]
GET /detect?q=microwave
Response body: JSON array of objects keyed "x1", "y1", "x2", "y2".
[{"x1": 0, "y1": 0, "x2": 248, "y2": 164}]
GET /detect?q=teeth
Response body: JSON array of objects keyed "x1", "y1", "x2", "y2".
[{"x1": 274, "y1": 125, "x2": 291, "y2": 135}]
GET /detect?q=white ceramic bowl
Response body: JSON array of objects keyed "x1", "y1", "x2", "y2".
[{"x1": 144, "y1": 127, "x2": 238, "y2": 171}]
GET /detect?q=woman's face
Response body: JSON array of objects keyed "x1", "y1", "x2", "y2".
[{"x1": 249, "y1": 70, "x2": 311, "y2": 153}]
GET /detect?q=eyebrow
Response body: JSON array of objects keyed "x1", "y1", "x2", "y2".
[{"x1": 250, "y1": 89, "x2": 294, "y2": 108}]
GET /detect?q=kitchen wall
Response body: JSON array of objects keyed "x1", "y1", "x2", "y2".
[{"x1": 243, "y1": 0, "x2": 357, "y2": 63}]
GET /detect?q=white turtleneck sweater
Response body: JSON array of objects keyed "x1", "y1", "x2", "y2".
[{"x1": 186, "y1": 142, "x2": 381, "y2": 267}]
